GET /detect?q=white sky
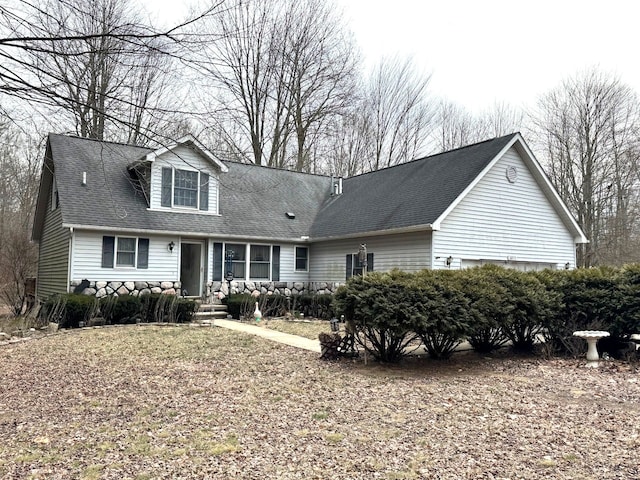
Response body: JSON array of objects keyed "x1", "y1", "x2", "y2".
[
  {"x1": 336, "y1": 0, "x2": 640, "y2": 113},
  {"x1": 144, "y1": 0, "x2": 640, "y2": 114}
]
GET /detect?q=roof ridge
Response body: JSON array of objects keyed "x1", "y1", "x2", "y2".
[
  {"x1": 224, "y1": 159, "x2": 332, "y2": 179},
  {"x1": 346, "y1": 132, "x2": 520, "y2": 181},
  {"x1": 49, "y1": 132, "x2": 153, "y2": 150}
]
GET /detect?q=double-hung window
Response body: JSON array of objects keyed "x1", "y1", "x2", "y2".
[
  {"x1": 250, "y1": 245, "x2": 270, "y2": 279},
  {"x1": 102, "y1": 236, "x2": 149, "y2": 269},
  {"x1": 225, "y1": 243, "x2": 246, "y2": 279},
  {"x1": 161, "y1": 167, "x2": 209, "y2": 211},
  {"x1": 221, "y1": 244, "x2": 279, "y2": 281},
  {"x1": 173, "y1": 170, "x2": 198, "y2": 207},
  {"x1": 295, "y1": 246, "x2": 308, "y2": 272}
]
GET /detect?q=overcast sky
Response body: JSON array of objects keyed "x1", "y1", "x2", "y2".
[
  {"x1": 145, "y1": 0, "x2": 640, "y2": 114},
  {"x1": 335, "y1": 0, "x2": 640, "y2": 113}
]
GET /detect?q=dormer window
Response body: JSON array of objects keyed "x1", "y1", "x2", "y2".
[{"x1": 161, "y1": 167, "x2": 209, "y2": 211}]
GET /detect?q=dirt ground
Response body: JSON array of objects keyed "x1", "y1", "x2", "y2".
[{"x1": 1, "y1": 325, "x2": 639, "y2": 479}]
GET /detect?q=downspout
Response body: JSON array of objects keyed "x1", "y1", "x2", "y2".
[{"x1": 67, "y1": 227, "x2": 74, "y2": 293}]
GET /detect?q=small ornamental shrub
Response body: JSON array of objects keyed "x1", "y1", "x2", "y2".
[
  {"x1": 140, "y1": 293, "x2": 197, "y2": 323},
  {"x1": 489, "y1": 268, "x2": 552, "y2": 353},
  {"x1": 290, "y1": 294, "x2": 334, "y2": 319},
  {"x1": 538, "y1": 267, "x2": 618, "y2": 357},
  {"x1": 411, "y1": 270, "x2": 472, "y2": 359},
  {"x1": 175, "y1": 298, "x2": 199, "y2": 323},
  {"x1": 40, "y1": 293, "x2": 98, "y2": 328},
  {"x1": 456, "y1": 266, "x2": 511, "y2": 353},
  {"x1": 100, "y1": 295, "x2": 142, "y2": 324},
  {"x1": 334, "y1": 271, "x2": 419, "y2": 363},
  {"x1": 223, "y1": 294, "x2": 288, "y2": 320}
]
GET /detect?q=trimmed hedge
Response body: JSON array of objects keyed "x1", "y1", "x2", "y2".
[
  {"x1": 333, "y1": 265, "x2": 640, "y2": 362},
  {"x1": 39, "y1": 293, "x2": 98, "y2": 329},
  {"x1": 140, "y1": 294, "x2": 198, "y2": 323}
]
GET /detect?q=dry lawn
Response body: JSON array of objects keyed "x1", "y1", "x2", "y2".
[{"x1": 0, "y1": 325, "x2": 639, "y2": 479}]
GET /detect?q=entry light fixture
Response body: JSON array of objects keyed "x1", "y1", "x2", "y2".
[
  {"x1": 168, "y1": 241, "x2": 175, "y2": 253},
  {"x1": 446, "y1": 256, "x2": 453, "y2": 267},
  {"x1": 565, "y1": 262, "x2": 570, "y2": 270}
]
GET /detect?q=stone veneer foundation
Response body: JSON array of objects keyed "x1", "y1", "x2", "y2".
[{"x1": 71, "y1": 280, "x2": 341, "y2": 301}]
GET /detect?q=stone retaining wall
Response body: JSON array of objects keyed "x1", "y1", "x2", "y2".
[
  {"x1": 207, "y1": 281, "x2": 340, "y2": 301},
  {"x1": 70, "y1": 280, "x2": 340, "y2": 300},
  {"x1": 70, "y1": 280, "x2": 181, "y2": 297}
]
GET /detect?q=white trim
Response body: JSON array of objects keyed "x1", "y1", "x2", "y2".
[
  {"x1": 143, "y1": 135, "x2": 229, "y2": 173},
  {"x1": 294, "y1": 246, "x2": 309, "y2": 272},
  {"x1": 431, "y1": 134, "x2": 588, "y2": 244},
  {"x1": 309, "y1": 223, "x2": 436, "y2": 242},
  {"x1": 147, "y1": 207, "x2": 221, "y2": 216}
]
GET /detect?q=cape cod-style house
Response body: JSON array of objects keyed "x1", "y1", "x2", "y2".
[{"x1": 31, "y1": 132, "x2": 587, "y2": 302}]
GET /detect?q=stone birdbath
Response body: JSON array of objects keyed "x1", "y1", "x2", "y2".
[{"x1": 573, "y1": 330, "x2": 610, "y2": 367}]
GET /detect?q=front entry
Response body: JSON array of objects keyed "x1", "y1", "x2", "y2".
[{"x1": 180, "y1": 242, "x2": 203, "y2": 297}]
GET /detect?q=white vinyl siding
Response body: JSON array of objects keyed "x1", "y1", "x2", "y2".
[
  {"x1": 209, "y1": 241, "x2": 310, "y2": 283},
  {"x1": 309, "y1": 231, "x2": 432, "y2": 283},
  {"x1": 433, "y1": 147, "x2": 576, "y2": 270},
  {"x1": 71, "y1": 230, "x2": 179, "y2": 282},
  {"x1": 149, "y1": 144, "x2": 219, "y2": 214}
]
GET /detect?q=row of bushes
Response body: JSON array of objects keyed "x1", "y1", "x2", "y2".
[
  {"x1": 223, "y1": 293, "x2": 334, "y2": 320},
  {"x1": 333, "y1": 265, "x2": 640, "y2": 362},
  {"x1": 39, "y1": 293, "x2": 199, "y2": 328}
]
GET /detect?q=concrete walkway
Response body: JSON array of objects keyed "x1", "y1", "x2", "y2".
[{"x1": 211, "y1": 319, "x2": 321, "y2": 353}]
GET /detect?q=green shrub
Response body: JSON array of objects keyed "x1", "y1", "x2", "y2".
[
  {"x1": 40, "y1": 293, "x2": 98, "y2": 329},
  {"x1": 538, "y1": 267, "x2": 618, "y2": 357},
  {"x1": 410, "y1": 270, "x2": 472, "y2": 359},
  {"x1": 456, "y1": 266, "x2": 511, "y2": 353},
  {"x1": 334, "y1": 271, "x2": 420, "y2": 363},
  {"x1": 289, "y1": 294, "x2": 334, "y2": 319},
  {"x1": 100, "y1": 295, "x2": 142, "y2": 324},
  {"x1": 139, "y1": 294, "x2": 197, "y2": 323},
  {"x1": 223, "y1": 294, "x2": 288, "y2": 320}
]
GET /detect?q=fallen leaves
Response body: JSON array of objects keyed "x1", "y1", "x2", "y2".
[{"x1": 0, "y1": 326, "x2": 638, "y2": 479}]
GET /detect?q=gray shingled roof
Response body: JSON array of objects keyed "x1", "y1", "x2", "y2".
[
  {"x1": 38, "y1": 133, "x2": 518, "y2": 241},
  {"x1": 45, "y1": 134, "x2": 331, "y2": 240},
  {"x1": 310, "y1": 134, "x2": 517, "y2": 238}
]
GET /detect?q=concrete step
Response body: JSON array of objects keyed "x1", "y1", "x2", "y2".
[{"x1": 194, "y1": 304, "x2": 229, "y2": 322}]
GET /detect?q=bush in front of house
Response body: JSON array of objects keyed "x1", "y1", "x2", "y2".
[
  {"x1": 289, "y1": 294, "x2": 334, "y2": 320},
  {"x1": 140, "y1": 293, "x2": 199, "y2": 323},
  {"x1": 455, "y1": 266, "x2": 512, "y2": 353},
  {"x1": 333, "y1": 271, "x2": 420, "y2": 363},
  {"x1": 100, "y1": 295, "x2": 142, "y2": 324},
  {"x1": 40, "y1": 293, "x2": 98, "y2": 329},
  {"x1": 536, "y1": 266, "x2": 620, "y2": 357},
  {"x1": 411, "y1": 270, "x2": 473, "y2": 359},
  {"x1": 223, "y1": 294, "x2": 289, "y2": 320}
]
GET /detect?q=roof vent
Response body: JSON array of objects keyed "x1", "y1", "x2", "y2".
[
  {"x1": 286, "y1": 212, "x2": 295, "y2": 219},
  {"x1": 330, "y1": 176, "x2": 343, "y2": 196}
]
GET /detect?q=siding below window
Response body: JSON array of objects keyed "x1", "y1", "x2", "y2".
[
  {"x1": 71, "y1": 231, "x2": 179, "y2": 282},
  {"x1": 310, "y1": 231, "x2": 432, "y2": 283}
]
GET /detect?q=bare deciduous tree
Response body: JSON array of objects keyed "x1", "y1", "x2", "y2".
[
  {"x1": 197, "y1": 0, "x2": 358, "y2": 171},
  {"x1": 532, "y1": 68, "x2": 640, "y2": 267},
  {"x1": 364, "y1": 56, "x2": 433, "y2": 171},
  {"x1": 0, "y1": 0, "x2": 217, "y2": 143}
]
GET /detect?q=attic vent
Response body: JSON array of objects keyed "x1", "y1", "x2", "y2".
[
  {"x1": 330, "y1": 176, "x2": 343, "y2": 196},
  {"x1": 286, "y1": 212, "x2": 295, "y2": 219}
]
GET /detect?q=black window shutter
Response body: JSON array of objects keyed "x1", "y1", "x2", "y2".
[
  {"x1": 272, "y1": 246, "x2": 280, "y2": 281},
  {"x1": 346, "y1": 254, "x2": 352, "y2": 280},
  {"x1": 213, "y1": 242, "x2": 223, "y2": 281},
  {"x1": 161, "y1": 167, "x2": 172, "y2": 207},
  {"x1": 137, "y1": 238, "x2": 149, "y2": 269},
  {"x1": 199, "y1": 172, "x2": 209, "y2": 211},
  {"x1": 102, "y1": 236, "x2": 115, "y2": 268},
  {"x1": 367, "y1": 253, "x2": 374, "y2": 272}
]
